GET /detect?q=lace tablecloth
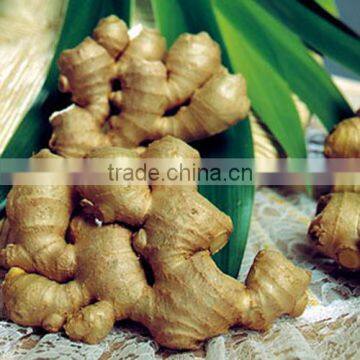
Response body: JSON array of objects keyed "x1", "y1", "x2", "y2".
[{"x1": 1, "y1": 187, "x2": 359, "y2": 360}]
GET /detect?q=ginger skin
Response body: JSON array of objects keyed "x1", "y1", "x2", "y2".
[
  {"x1": 309, "y1": 115, "x2": 360, "y2": 270},
  {"x1": 77, "y1": 147, "x2": 151, "y2": 226},
  {"x1": 2, "y1": 137, "x2": 310, "y2": 349},
  {"x1": 324, "y1": 117, "x2": 360, "y2": 158},
  {"x1": 0, "y1": 150, "x2": 76, "y2": 282},
  {"x1": 49, "y1": 15, "x2": 250, "y2": 157},
  {"x1": 309, "y1": 193, "x2": 360, "y2": 270},
  {"x1": 0, "y1": 218, "x2": 12, "y2": 250},
  {"x1": 3, "y1": 218, "x2": 147, "y2": 337},
  {"x1": 326, "y1": 116, "x2": 360, "y2": 193}
]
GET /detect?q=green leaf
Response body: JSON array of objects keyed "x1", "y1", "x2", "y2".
[
  {"x1": 152, "y1": 0, "x2": 255, "y2": 277},
  {"x1": 193, "y1": 122, "x2": 254, "y2": 278},
  {"x1": 219, "y1": 0, "x2": 353, "y2": 131},
  {"x1": 258, "y1": 0, "x2": 360, "y2": 75},
  {"x1": 150, "y1": 0, "x2": 188, "y2": 45},
  {"x1": 0, "y1": 0, "x2": 133, "y2": 206},
  {"x1": 110, "y1": 0, "x2": 135, "y2": 26}
]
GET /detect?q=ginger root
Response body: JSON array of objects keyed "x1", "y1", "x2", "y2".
[
  {"x1": 308, "y1": 115, "x2": 360, "y2": 270},
  {"x1": 49, "y1": 15, "x2": 250, "y2": 157},
  {"x1": 0, "y1": 149, "x2": 76, "y2": 282},
  {"x1": 0, "y1": 218, "x2": 12, "y2": 249},
  {"x1": 2, "y1": 137, "x2": 310, "y2": 349},
  {"x1": 326, "y1": 116, "x2": 360, "y2": 193},
  {"x1": 1, "y1": 14, "x2": 307, "y2": 350},
  {"x1": 324, "y1": 116, "x2": 360, "y2": 158},
  {"x1": 308, "y1": 192, "x2": 360, "y2": 270}
]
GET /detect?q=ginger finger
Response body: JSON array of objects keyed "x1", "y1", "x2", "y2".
[
  {"x1": 50, "y1": 106, "x2": 111, "y2": 158},
  {"x1": 64, "y1": 301, "x2": 115, "y2": 344},
  {"x1": 324, "y1": 117, "x2": 360, "y2": 158},
  {"x1": 49, "y1": 17, "x2": 124, "y2": 158},
  {"x1": 131, "y1": 246, "x2": 310, "y2": 349},
  {"x1": 164, "y1": 32, "x2": 221, "y2": 107},
  {"x1": 117, "y1": 27, "x2": 166, "y2": 75},
  {"x1": 108, "y1": 59, "x2": 168, "y2": 147},
  {"x1": 109, "y1": 33, "x2": 249, "y2": 147},
  {"x1": 3, "y1": 216, "x2": 150, "y2": 342},
  {"x1": 57, "y1": 37, "x2": 115, "y2": 123},
  {"x1": 93, "y1": 15, "x2": 129, "y2": 59},
  {"x1": 309, "y1": 115, "x2": 360, "y2": 269},
  {"x1": 0, "y1": 150, "x2": 76, "y2": 282},
  {"x1": 109, "y1": 62, "x2": 249, "y2": 147},
  {"x1": 2, "y1": 267, "x2": 88, "y2": 332},
  {"x1": 309, "y1": 192, "x2": 360, "y2": 270},
  {"x1": 154, "y1": 69, "x2": 250, "y2": 142}
]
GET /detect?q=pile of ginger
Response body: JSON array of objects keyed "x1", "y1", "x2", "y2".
[
  {"x1": 0, "y1": 16, "x2": 312, "y2": 350},
  {"x1": 49, "y1": 15, "x2": 250, "y2": 157}
]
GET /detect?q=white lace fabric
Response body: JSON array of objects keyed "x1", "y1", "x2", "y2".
[{"x1": 1, "y1": 186, "x2": 359, "y2": 360}]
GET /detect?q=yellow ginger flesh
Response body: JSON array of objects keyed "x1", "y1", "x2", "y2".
[
  {"x1": 49, "y1": 15, "x2": 250, "y2": 158},
  {"x1": 2, "y1": 137, "x2": 310, "y2": 349}
]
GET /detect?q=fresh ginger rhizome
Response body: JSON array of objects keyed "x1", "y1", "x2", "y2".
[{"x1": 1, "y1": 16, "x2": 310, "y2": 350}]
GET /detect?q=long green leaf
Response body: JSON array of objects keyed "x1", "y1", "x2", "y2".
[
  {"x1": 0, "y1": 0, "x2": 133, "y2": 206},
  {"x1": 258, "y1": 0, "x2": 360, "y2": 75},
  {"x1": 221, "y1": 0, "x2": 353, "y2": 131},
  {"x1": 193, "y1": 123, "x2": 254, "y2": 278},
  {"x1": 110, "y1": 0, "x2": 135, "y2": 26},
  {"x1": 152, "y1": 0, "x2": 255, "y2": 277},
  {"x1": 180, "y1": 0, "x2": 306, "y2": 157},
  {"x1": 305, "y1": 0, "x2": 358, "y2": 37},
  {"x1": 150, "y1": 0, "x2": 188, "y2": 45}
]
